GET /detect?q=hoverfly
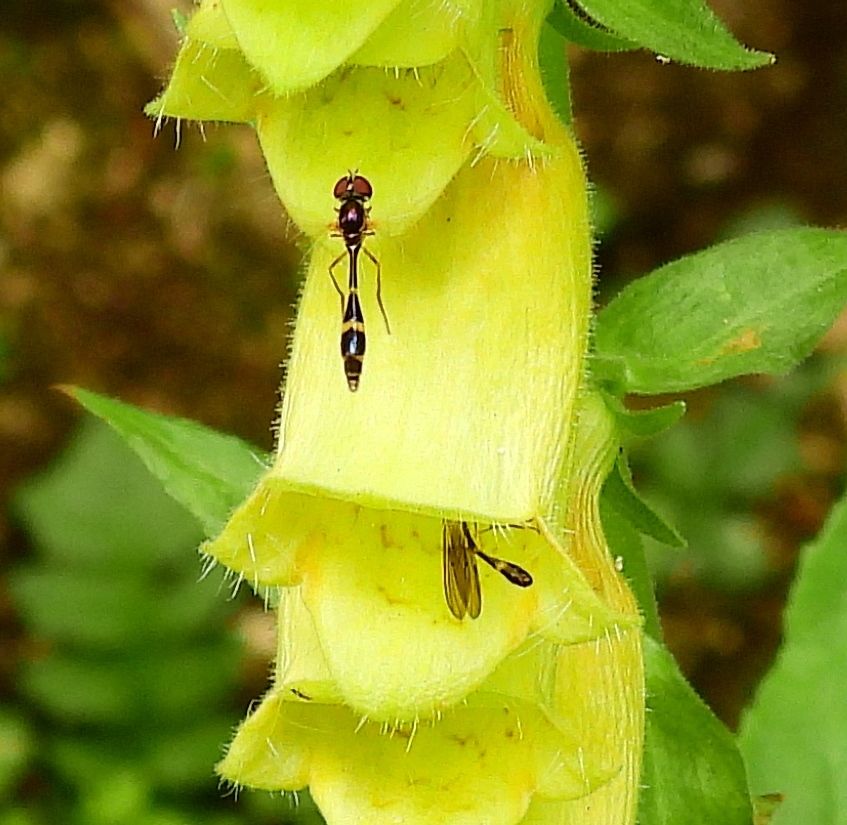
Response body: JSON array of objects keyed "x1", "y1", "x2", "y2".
[
  {"x1": 441, "y1": 520, "x2": 533, "y2": 620},
  {"x1": 328, "y1": 172, "x2": 390, "y2": 391}
]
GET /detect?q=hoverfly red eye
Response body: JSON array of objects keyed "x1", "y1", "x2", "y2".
[
  {"x1": 351, "y1": 175, "x2": 373, "y2": 199},
  {"x1": 333, "y1": 175, "x2": 352, "y2": 199}
]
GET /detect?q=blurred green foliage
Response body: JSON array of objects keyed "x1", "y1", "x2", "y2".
[
  {"x1": 0, "y1": 710, "x2": 32, "y2": 800},
  {"x1": 0, "y1": 336, "x2": 9, "y2": 384},
  {"x1": 3, "y1": 419, "x2": 323, "y2": 825},
  {"x1": 632, "y1": 356, "x2": 843, "y2": 591}
]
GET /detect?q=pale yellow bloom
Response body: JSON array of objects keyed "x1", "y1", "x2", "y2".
[{"x1": 149, "y1": 0, "x2": 644, "y2": 822}]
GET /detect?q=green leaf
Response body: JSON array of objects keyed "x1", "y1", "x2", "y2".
[
  {"x1": 53, "y1": 721, "x2": 241, "y2": 796},
  {"x1": 641, "y1": 636, "x2": 753, "y2": 825},
  {"x1": 628, "y1": 384, "x2": 800, "y2": 591},
  {"x1": 593, "y1": 229, "x2": 847, "y2": 394},
  {"x1": 546, "y1": 1, "x2": 636, "y2": 52},
  {"x1": 69, "y1": 387, "x2": 265, "y2": 537},
  {"x1": 571, "y1": 0, "x2": 771, "y2": 69},
  {"x1": 9, "y1": 415, "x2": 249, "y2": 816},
  {"x1": 589, "y1": 185, "x2": 621, "y2": 238},
  {"x1": 739, "y1": 496, "x2": 847, "y2": 825},
  {"x1": 599, "y1": 492, "x2": 661, "y2": 640},
  {"x1": 76, "y1": 768, "x2": 152, "y2": 824},
  {"x1": 0, "y1": 812, "x2": 41, "y2": 825},
  {"x1": 604, "y1": 454, "x2": 686, "y2": 547},
  {"x1": 13, "y1": 420, "x2": 202, "y2": 569},
  {"x1": 753, "y1": 795, "x2": 784, "y2": 825},
  {"x1": 145, "y1": 716, "x2": 242, "y2": 790}
]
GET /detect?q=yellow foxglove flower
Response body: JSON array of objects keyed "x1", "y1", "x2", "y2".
[
  {"x1": 149, "y1": 0, "x2": 645, "y2": 822},
  {"x1": 216, "y1": 393, "x2": 643, "y2": 825}
]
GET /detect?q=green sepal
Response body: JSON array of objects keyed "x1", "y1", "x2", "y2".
[
  {"x1": 538, "y1": 20, "x2": 573, "y2": 126},
  {"x1": 602, "y1": 393, "x2": 687, "y2": 438},
  {"x1": 170, "y1": 8, "x2": 189, "y2": 37},
  {"x1": 604, "y1": 451, "x2": 687, "y2": 548},
  {"x1": 599, "y1": 491, "x2": 662, "y2": 640}
]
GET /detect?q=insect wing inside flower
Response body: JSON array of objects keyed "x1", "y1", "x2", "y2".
[{"x1": 442, "y1": 520, "x2": 482, "y2": 620}]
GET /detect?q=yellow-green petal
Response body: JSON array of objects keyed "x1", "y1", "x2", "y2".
[
  {"x1": 200, "y1": 488, "x2": 344, "y2": 588},
  {"x1": 350, "y1": 0, "x2": 483, "y2": 69},
  {"x1": 463, "y1": 0, "x2": 554, "y2": 158},
  {"x1": 543, "y1": 391, "x2": 645, "y2": 825},
  {"x1": 219, "y1": 693, "x2": 617, "y2": 824},
  {"x1": 274, "y1": 147, "x2": 589, "y2": 522},
  {"x1": 216, "y1": 391, "x2": 644, "y2": 822},
  {"x1": 254, "y1": 57, "x2": 477, "y2": 236},
  {"x1": 220, "y1": 0, "x2": 404, "y2": 94},
  {"x1": 186, "y1": 0, "x2": 240, "y2": 49},
  {"x1": 146, "y1": 38, "x2": 264, "y2": 124},
  {"x1": 205, "y1": 484, "x2": 635, "y2": 720}
]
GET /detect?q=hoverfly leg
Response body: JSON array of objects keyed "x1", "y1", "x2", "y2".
[
  {"x1": 474, "y1": 548, "x2": 533, "y2": 588},
  {"x1": 363, "y1": 246, "x2": 391, "y2": 335},
  {"x1": 328, "y1": 252, "x2": 346, "y2": 313}
]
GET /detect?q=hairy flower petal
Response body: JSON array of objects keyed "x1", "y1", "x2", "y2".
[
  {"x1": 219, "y1": 0, "x2": 405, "y2": 94},
  {"x1": 254, "y1": 56, "x2": 479, "y2": 236},
  {"x1": 186, "y1": 0, "x2": 240, "y2": 49},
  {"x1": 219, "y1": 692, "x2": 618, "y2": 825},
  {"x1": 272, "y1": 156, "x2": 589, "y2": 522},
  {"x1": 350, "y1": 0, "x2": 484, "y2": 69},
  {"x1": 146, "y1": 38, "x2": 264, "y2": 124},
  {"x1": 150, "y1": 0, "x2": 649, "y2": 821},
  {"x1": 205, "y1": 492, "x2": 635, "y2": 720},
  {"x1": 544, "y1": 392, "x2": 645, "y2": 825}
]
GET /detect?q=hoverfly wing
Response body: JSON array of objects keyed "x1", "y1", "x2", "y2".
[
  {"x1": 460, "y1": 522, "x2": 482, "y2": 618},
  {"x1": 464, "y1": 544, "x2": 482, "y2": 619},
  {"x1": 442, "y1": 522, "x2": 466, "y2": 619},
  {"x1": 442, "y1": 521, "x2": 481, "y2": 620}
]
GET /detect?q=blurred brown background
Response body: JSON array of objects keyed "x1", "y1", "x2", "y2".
[{"x1": 1, "y1": 0, "x2": 845, "y2": 731}]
